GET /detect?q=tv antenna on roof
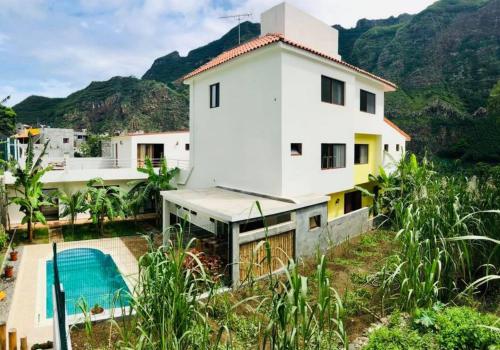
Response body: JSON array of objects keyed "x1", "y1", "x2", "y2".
[{"x1": 219, "y1": 13, "x2": 252, "y2": 45}]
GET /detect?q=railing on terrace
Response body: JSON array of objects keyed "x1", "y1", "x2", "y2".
[{"x1": 17, "y1": 157, "x2": 190, "y2": 171}]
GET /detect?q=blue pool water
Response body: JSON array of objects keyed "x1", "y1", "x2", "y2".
[{"x1": 46, "y1": 248, "x2": 130, "y2": 318}]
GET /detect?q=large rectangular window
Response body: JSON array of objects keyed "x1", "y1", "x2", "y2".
[
  {"x1": 321, "y1": 76, "x2": 345, "y2": 105},
  {"x1": 354, "y1": 144, "x2": 369, "y2": 164},
  {"x1": 210, "y1": 83, "x2": 220, "y2": 108},
  {"x1": 321, "y1": 143, "x2": 346, "y2": 169},
  {"x1": 360, "y1": 90, "x2": 376, "y2": 114}
]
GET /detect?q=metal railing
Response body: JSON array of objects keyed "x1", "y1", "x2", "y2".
[
  {"x1": 52, "y1": 242, "x2": 70, "y2": 350},
  {"x1": 14, "y1": 157, "x2": 190, "y2": 171}
]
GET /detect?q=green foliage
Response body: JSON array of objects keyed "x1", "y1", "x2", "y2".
[
  {"x1": 84, "y1": 178, "x2": 125, "y2": 235},
  {"x1": 0, "y1": 102, "x2": 16, "y2": 136},
  {"x1": 364, "y1": 326, "x2": 427, "y2": 350},
  {"x1": 59, "y1": 190, "x2": 86, "y2": 233},
  {"x1": 432, "y1": 307, "x2": 500, "y2": 349},
  {"x1": 13, "y1": 77, "x2": 189, "y2": 133},
  {"x1": 372, "y1": 153, "x2": 500, "y2": 311},
  {"x1": 79, "y1": 133, "x2": 109, "y2": 157},
  {"x1": 128, "y1": 158, "x2": 179, "y2": 226},
  {"x1": 0, "y1": 224, "x2": 7, "y2": 250},
  {"x1": 365, "y1": 306, "x2": 500, "y2": 350},
  {"x1": 9, "y1": 134, "x2": 53, "y2": 242}
]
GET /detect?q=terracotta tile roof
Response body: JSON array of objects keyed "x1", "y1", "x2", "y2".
[
  {"x1": 183, "y1": 33, "x2": 397, "y2": 89},
  {"x1": 384, "y1": 117, "x2": 411, "y2": 141}
]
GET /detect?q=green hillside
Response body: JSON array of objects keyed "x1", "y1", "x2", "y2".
[
  {"x1": 14, "y1": 76, "x2": 188, "y2": 133},
  {"x1": 142, "y1": 22, "x2": 261, "y2": 83}
]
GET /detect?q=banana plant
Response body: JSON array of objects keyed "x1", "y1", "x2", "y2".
[
  {"x1": 84, "y1": 178, "x2": 125, "y2": 235},
  {"x1": 128, "y1": 158, "x2": 179, "y2": 226},
  {"x1": 10, "y1": 133, "x2": 52, "y2": 242},
  {"x1": 59, "y1": 190, "x2": 87, "y2": 234}
]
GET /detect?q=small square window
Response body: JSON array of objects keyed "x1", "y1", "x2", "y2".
[
  {"x1": 384, "y1": 144, "x2": 389, "y2": 152},
  {"x1": 63, "y1": 138, "x2": 69, "y2": 144},
  {"x1": 309, "y1": 215, "x2": 321, "y2": 230},
  {"x1": 185, "y1": 143, "x2": 190, "y2": 151},
  {"x1": 396, "y1": 144, "x2": 400, "y2": 151},
  {"x1": 291, "y1": 143, "x2": 302, "y2": 156}
]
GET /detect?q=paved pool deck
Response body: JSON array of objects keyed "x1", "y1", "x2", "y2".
[{"x1": 7, "y1": 236, "x2": 145, "y2": 346}]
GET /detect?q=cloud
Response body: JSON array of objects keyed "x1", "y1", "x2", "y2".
[{"x1": 0, "y1": 0, "x2": 437, "y2": 105}]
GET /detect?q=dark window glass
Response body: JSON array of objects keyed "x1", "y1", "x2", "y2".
[
  {"x1": 63, "y1": 138, "x2": 69, "y2": 144},
  {"x1": 344, "y1": 190, "x2": 362, "y2": 214},
  {"x1": 321, "y1": 76, "x2": 345, "y2": 105},
  {"x1": 309, "y1": 215, "x2": 321, "y2": 230},
  {"x1": 360, "y1": 90, "x2": 376, "y2": 114},
  {"x1": 321, "y1": 143, "x2": 346, "y2": 169},
  {"x1": 354, "y1": 144, "x2": 369, "y2": 164},
  {"x1": 185, "y1": 143, "x2": 190, "y2": 151},
  {"x1": 291, "y1": 143, "x2": 302, "y2": 156},
  {"x1": 239, "y1": 212, "x2": 291, "y2": 233},
  {"x1": 210, "y1": 83, "x2": 220, "y2": 108},
  {"x1": 384, "y1": 144, "x2": 389, "y2": 152},
  {"x1": 396, "y1": 144, "x2": 400, "y2": 151}
]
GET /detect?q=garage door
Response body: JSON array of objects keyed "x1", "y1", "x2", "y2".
[{"x1": 239, "y1": 230, "x2": 295, "y2": 282}]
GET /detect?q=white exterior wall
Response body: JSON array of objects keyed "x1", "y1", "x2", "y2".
[
  {"x1": 184, "y1": 43, "x2": 407, "y2": 198},
  {"x1": 110, "y1": 132, "x2": 190, "y2": 169},
  {"x1": 381, "y1": 122, "x2": 407, "y2": 172},
  {"x1": 280, "y1": 47, "x2": 389, "y2": 196},
  {"x1": 260, "y1": 3, "x2": 340, "y2": 60},
  {"x1": 186, "y1": 46, "x2": 284, "y2": 195}
]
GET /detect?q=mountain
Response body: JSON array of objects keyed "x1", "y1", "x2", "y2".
[
  {"x1": 13, "y1": 0, "x2": 499, "y2": 160},
  {"x1": 14, "y1": 77, "x2": 188, "y2": 133},
  {"x1": 335, "y1": 0, "x2": 499, "y2": 161},
  {"x1": 143, "y1": 22, "x2": 260, "y2": 84}
]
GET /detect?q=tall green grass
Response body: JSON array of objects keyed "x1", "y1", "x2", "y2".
[{"x1": 371, "y1": 154, "x2": 499, "y2": 312}]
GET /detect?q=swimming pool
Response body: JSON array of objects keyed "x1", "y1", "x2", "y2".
[{"x1": 46, "y1": 248, "x2": 130, "y2": 318}]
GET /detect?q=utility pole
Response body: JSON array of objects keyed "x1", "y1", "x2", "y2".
[{"x1": 219, "y1": 13, "x2": 252, "y2": 45}]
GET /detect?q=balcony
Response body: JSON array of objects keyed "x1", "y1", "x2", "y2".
[{"x1": 3, "y1": 157, "x2": 190, "y2": 185}]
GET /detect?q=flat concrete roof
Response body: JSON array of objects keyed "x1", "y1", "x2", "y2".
[{"x1": 161, "y1": 187, "x2": 329, "y2": 222}]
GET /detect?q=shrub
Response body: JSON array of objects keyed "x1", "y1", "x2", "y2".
[
  {"x1": 0, "y1": 225, "x2": 7, "y2": 250},
  {"x1": 364, "y1": 326, "x2": 429, "y2": 350},
  {"x1": 433, "y1": 307, "x2": 500, "y2": 350}
]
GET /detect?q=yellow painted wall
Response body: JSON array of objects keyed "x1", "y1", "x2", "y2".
[
  {"x1": 327, "y1": 191, "x2": 345, "y2": 220},
  {"x1": 359, "y1": 182, "x2": 375, "y2": 208},
  {"x1": 354, "y1": 134, "x2": 379, "y2": 185},
  {"x1": 327, "y1": 183, "x2": 376, "y2": 220}
]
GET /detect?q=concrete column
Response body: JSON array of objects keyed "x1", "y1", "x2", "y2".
[
  {"x1": 230, "y1": 223, "x2": 240, "y2": 287},
  {"x1": 162, "y1": 198, "x2": 171, "y2": 246}
]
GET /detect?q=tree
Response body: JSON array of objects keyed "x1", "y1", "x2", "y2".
[
  {"x1": 10, "y1": 134, "x2": 52, "y2": 242},
  {"x1": 128, "y1": 158, "x2": 179, "y2": 226},
  {"x1": 59, "y1": 190, "x2": 87, "y2": 234},
  {"x1": 80, "y1": 133, "x2": 109, "y2": 157},
  {"x1": 0, "y1": 98, "x2": 16, "y2": 137},
  {"x1": 84, "y1": 178, "x2": 125, "y2": 235}
]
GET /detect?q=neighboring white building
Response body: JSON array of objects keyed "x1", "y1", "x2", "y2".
[
  {"x1": 4, "y1": 131, "x2": 190, "y2": 225},
  {"x1": 162, "y1": 3, "x2": 410, "y2": 285}
]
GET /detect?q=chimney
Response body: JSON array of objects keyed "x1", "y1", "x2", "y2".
[{"x1": 260, "y1": 2, "x2": 341, "y2": 60}]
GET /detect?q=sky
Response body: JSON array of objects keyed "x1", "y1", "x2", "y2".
[{"x1": 0, "y1": 0, "x2": 436, "y2": 106}]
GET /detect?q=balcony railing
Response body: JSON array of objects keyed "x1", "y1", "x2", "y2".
[{"x1": 16, "y1": 157, "x2": 189, "y2": 171}]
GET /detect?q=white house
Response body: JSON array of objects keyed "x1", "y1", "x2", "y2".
[
  {"x1": 4, "y1": 131, "x2": 190, "y2": 225},
  {"x1": 162, "y1": 3, "x2": 410, "y2": 285}
]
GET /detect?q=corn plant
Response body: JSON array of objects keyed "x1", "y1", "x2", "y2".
[
  {"x1": 119, "y1": 227, "x2": 229, "y2": 350},
  {"x1": 372, "y1": 154, "x2": 500, "y2": 312}
]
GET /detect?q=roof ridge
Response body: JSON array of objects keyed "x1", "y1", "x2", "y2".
[{"x1": 183, "y1": 34, "x2": 397, "y2": 89}]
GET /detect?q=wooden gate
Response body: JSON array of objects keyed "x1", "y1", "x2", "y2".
[{"x1": 239, "y1": 230, "x2": 295, "y2": 282}]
